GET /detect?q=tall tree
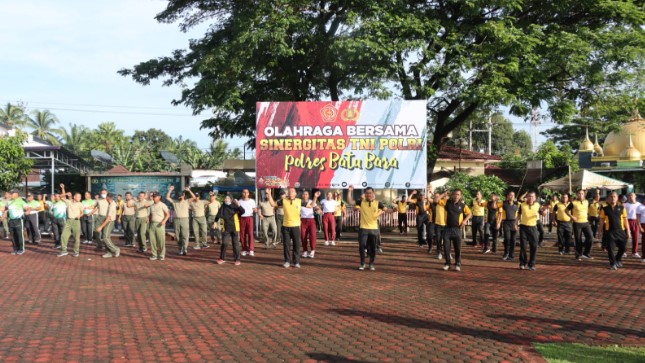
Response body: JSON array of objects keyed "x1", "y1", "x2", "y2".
[
  {"x1": 91, "y1": 122, "x2": 125, "y2": 153},
  {"x1": 60, "y1": 123, "x2": 90, "y2": 155},
  {"x1": 26, "y1": 109, "x2": 64, "y2": 145},
  {"x1": 0, "y1": 132, "x2": 34, "y2": 191},
  {"x1": 119, "y1": 0, "x2": 644, "y2": 172},
  {"x1": 0, "y1": 103, "x2": 27, "y2": 128},
  {"x1": 463, "y1": 112, "x2": 532, "y2": 156}
]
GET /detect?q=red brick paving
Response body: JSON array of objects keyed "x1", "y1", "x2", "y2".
[{"x1": 0, "y1": 231, "x2": 642, "y2": 362}]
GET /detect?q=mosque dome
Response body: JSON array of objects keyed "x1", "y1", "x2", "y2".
[
  {"x1": 602, "y1": 111, "x2": 645, "y2": 158},
  {"x1": 593, "y1": 134, "x2": 603, "y2": 156},
  {"x1": 579, "y1": 128, "x2": 594, "y2": 152},
  {"x1": 620, "y1": 134, "x2": 642, "y2": 160}
]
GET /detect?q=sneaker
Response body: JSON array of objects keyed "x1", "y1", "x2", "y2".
[
  {"x1": 582, "y1": 255, "x2": 593, "y2": 260},
  {"x1": 72, "y1": 253, "x2": 79, "y2": 257},
  {"x1": 102, "y1": 253, "x2": 113, "y2": 258},
  {"x1": 331, "y1": 241, "x2": 336, "y2": 246},
  {"x1": 455, "y1": 265, "x2": 461, "y2": 272},
  {"x1": 294, "y1": 263, "x2": 300, "y2": 268},
  {"x1": 57, "y1": 251, "x2": 68, "y2": 257},
  {"x1": 359, "y1": 264, "x2": 366, "y2": 270},
  {"x1": 193, "y1": 245, "x2": 201, "y2": 250},
  {"x1": 302, "y1": 251, "x2": 309, "y2": 258},
  {"x1": 324, "y1": 241, "x2": 330, "y2": 246},
  {"x1": 632, "y1": 253, "x2": 641, "y2": 258},
  {"x1": 149, "y1": 256, "x2": 158, "y2": 261},
  {"x1": 114, "y1": 249, "x2": 120, "y2": 258},
  {"x1": 283, "y1": 262, "x2": 290, "y2": 268},
  {"x1": 159, "y1": 256, "x2": 165, "y2": 261},
  {"x1": 203, "y1": 244, "x2": 210, "y2": 249},
  {"x1": 234, "y1": 261, "x2": 241, "y2": 266},
  {"x1": 502, "y1": 255, "x2": 509, "y2": 260},
  {"x1": 483, "y1": 249, "x2": 491, "y2": 254},
  {"x1": 437, "y1": 253, "x2": 443, "y2": 260},
  {"x1": 609, "y1": 265, "x2": 618, "y2": 270},
  {"x1": 216, "y1": 259, "x2": 225, "y2": 264},
  {"x1": 16, "y1": 250, "x2": 24, "y2": 255},
  {"x1": 241, "y1": 251, "x2": 248, "y2": 257},
  {"x1": 369, "y1": 264, "x2": 375, "y2": 271},
  {"x1": 616, "y1": 261, "x2": 623, "y2": 268},
  {"x1": 622, "y1": 253, "x2": 627, "y2": 258},
  {"x1": 377, "y1": 247, "x2": 383, "y2": 254},
  {"x1": 309, "y1": 251, "x2": 315, "y2": 258},
  {"x1": 528, "y1": 266, "x2": 536, "y2": 271},
  {"x1": 519, "y1": 265, "x2": 526, "y2": 270},
  {"x1": 559, "y1": 251, "x2": 564, "y2": 255},
  {"x1": 249, "y1": 251, "x2": 255, "y2": 257},
  {"x1": 442, "y1": 265, "x2": 450, "y2": 271}
]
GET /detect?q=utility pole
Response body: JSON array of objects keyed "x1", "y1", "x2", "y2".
[{"x1": 469, "y1": 116, "x2": 493, "y2": 154}]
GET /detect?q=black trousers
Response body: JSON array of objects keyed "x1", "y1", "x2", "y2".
[
  {"x1": 81, "y1": 215, "x2": 93, "y2": 241},
  {"x1": 9, "y1": 218, "x2": 24, "y2": 252},
  {"x1": 588, "y1": 216, "x2": 599, "y2": 238},
  {"x1": 282, "y1": 226, "x2": 301, "y2": 264},
  {"x1": 443, "y1": 227, "x2": 462, "y2": 266},
  {"x1": 503, "y1": 220, "x2": 516, "y2": 258},
  {"x1": 484, "y1": 221, "x2": 498, "y2": 252},
  {"x1": 537, "y1": 220, "x2": 544, "y2": 246},
  {"x1": 398, "y1": 213, "x2": 408, "y2": 233},
  {"x1": 605, "y1": 229, "x2": 627, "y2": 267},
  {"x1": 334, "y1": 215, "x2": 342, "y2": 239},
  {"x1": 416, "y1": 214, "x2": 431, "y2": 246},
  {"x1": 24, "y1": 214, "x2": 41, "y2": 243},
  {"x1": 573, "y1": 222, "x2": 594, "y2": 257},
  {"x1": 557, "y1": 222, "x2": 573, "y2": 253},
  {"x1": 52, "y1": 217, "x2": 66, "y2": 246},
  {"x1": 471, "y1": 216, "x2": 484, "y2": 245},
  {"x1": 519, "y1": 225, "x2": 538, "y2": 268},
  {"x1": 434, "y1": 225, "x2": 445, "y2": 252},
  {"x1": 220, "y1": 231, "x2": 240, "y2": 261},
  {"x1": 359, "y1": 228, "x2": 379, "y2": 265}
]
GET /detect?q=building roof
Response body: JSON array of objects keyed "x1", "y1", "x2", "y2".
[{"x1": 436, "y1": 145, "x2": 502, "y2": 161}]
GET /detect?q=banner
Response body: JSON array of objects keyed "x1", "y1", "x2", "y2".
[{"x1": 256, "y1": 100, "x2": 427, "y2": 189}]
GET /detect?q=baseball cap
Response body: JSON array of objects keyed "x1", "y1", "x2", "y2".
[{"x1": 151, "y1": 192, "x2": 160, "y2": 198}]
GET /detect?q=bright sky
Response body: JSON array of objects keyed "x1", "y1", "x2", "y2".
[{"x1": 0, "y1": 0, "x2": 546, "y2": 153}]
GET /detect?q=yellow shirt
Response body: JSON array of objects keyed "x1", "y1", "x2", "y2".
[
  {"x1": 553, "y1": 202, "x2": 571, "y2": 222},
  {"x1": 588, "y1": 200, "x2": 601, "y2": 218},
  {"x1": 37, "y1": 200, "x2": 46, "y2": 212},
  {"x1": 355, "y1": 199, "x2": 384, "y2": 230},
  {"x1": 549, "y1": 200, "x2": 558, "y2": 212},
  {"x1": 280, "y1": 198, "x2": 304, "y2": 227},
  {"x1": 116, "y1": 200, "x2": 124, "y2": 216},
  {"x1": 471, "y1": 200, "x2": 487, "y2": 217},
  {"x1": 568, "y1": 200, "x2": 589, "y2": 223},
  {"x1": 518, "y1": 202, "x2": 540, "y2": 226},
  {"x1": 599, "y1": 204, "x2": 627, "y2": 231},
  {"x1": 397, "y1": 201, "x2": 407, "y2": 214},
  {"x1": 334, "y1": 200, "x2": 345, "y2": 217},
  {"x1": 434, "y1": 199, "x2": 447, "y2": 226}
]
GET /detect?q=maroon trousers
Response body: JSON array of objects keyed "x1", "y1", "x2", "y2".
[
  {"x1": 640, "y1": 223, "x2": 645, "y2": 257},
  {"x1": 239, "y1": 216, "x2": 254, "y2": 252},
  {"x1": 322, "y1": 213, "x2": 336, "y2": 241},
  {"x1": 627, "y1": 219, "x2": 639, "y2": 254},
  {"x1": 301, "y1": 218, "x2": 317, "y2": 252}
]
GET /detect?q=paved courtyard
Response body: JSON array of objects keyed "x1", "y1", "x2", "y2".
[{"x1": 0, "y1": 231, "x2": 642, "y2": 362}]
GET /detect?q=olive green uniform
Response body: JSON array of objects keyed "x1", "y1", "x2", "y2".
[
  {"x1": 191, "y1": 199, "x2": 209, "y2": 249},
  {"x1": 60, "y1": 199, "x2": 83, "y2": 254},
  {"x1": 207, "y1": 200, "x2": 222, "y2": 242},
  {"x1": 149, "y1": 202, "x2": 169, "y2": 259},
  {"x1": 100, "y1": 201, "x2": 119, "y2": 256},
  {"x1": 0, "y1": 199, "x2": 9, "y2": 239},
  {"x1": 94, "y1": 199, "x2": 109, "y2": 250},
  {"x1": 135, "y1": 200, "x2": 150, "y2": 251},
  {"x1": 122, "y1": 200, "x2": 136, "y2": 246},
  {"x1": 172, "y1": 199, "x2": 190, "y2": 253}
]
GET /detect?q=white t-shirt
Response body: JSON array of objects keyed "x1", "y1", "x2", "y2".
[
  {"x1": 300, "y1": 201, "x2": 315, "y2": 219},
  {"x1": 238, "y1": 199, "x2": 257, "y2": 217},
  {"x1": 320, "y1": 199, "x2": 338, "y2": 213},
  {"x1": 637, "y1": 204, "x2": 645, "y2": 223},
  {"x1": 624, "y1": 202, "x2": 641, "y2": 219}
]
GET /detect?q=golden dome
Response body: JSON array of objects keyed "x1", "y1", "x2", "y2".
[
  {"x1": 602, "y1": 111, "x2": 645, "y2": 158},
  {"x1": 579, "y1": 128, "x2": 594, "y2": 152},
  {"x1": 593, "y1": 134, "x2": 603, "y2": 156},
  {"x1": 620, "y1": 134, "x2": 641, "y2": 160}
]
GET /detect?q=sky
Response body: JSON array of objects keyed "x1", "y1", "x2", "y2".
[{"x1": 0, "y1": 0, "x2": 549, "y2": 154}]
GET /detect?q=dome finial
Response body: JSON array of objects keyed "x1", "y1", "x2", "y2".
[
  {"x1": 593, "y1": 133, "x2": 603, "y2": 156},
  {"x1": 620, "y1": 133, "x2": 641, "y2": 160},
  {"x1": 579, "y1": 127, "x2": 594, "y2": 152}
]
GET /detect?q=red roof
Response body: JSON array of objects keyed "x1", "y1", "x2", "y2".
[
  {"x1": 436, "y1": 145, "x2": 501, "y2": 161},
  {"x1": 108, "y1": 165, "x2": 130, "y2": 174}
]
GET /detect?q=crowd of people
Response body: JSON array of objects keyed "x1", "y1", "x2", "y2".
[{"x1": 0, "y1": 183, "x2": 643, "y2": 271}]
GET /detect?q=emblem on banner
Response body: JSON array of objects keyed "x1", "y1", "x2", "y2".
[
  {"x1": 320, "y1": 104, "x2": 338, "y2": 122},
  {"x1": 341, "y1": 108, "x2": 360, "y2": 121}
]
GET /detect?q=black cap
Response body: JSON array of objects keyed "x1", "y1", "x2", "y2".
[{"x1": 151, "y1": 192, "x2": 160, "y2": 198}]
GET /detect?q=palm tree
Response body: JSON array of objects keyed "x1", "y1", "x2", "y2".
[
  {"x1": 0, "y1": 103, "x2": 27, "y2": 128},
  {"x1": 60, "y1": 123, "x2": 90, "y2": 154},
  {"x1": 91, "y1": 122, "x2": 125, "y2": 152},
  {"x1": 26, "y1": 109, "x2": 64, "y2": 145}
]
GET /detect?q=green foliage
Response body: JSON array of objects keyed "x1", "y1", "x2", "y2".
[
  {"x1": 120, "y1": 0, "x2": 644, "y2": 173},
  {"x1": 26, "y1": 110, "x2": 64, "y2": 145},
  {"x1": 534, "y1": 140, "x2": 578, "y2": 171},
  {"x1": 0, "y1": 133, "x2": 34, "y2": 191},
  {"x1": 441, "y1": 172, "x2": 507, "y2": 205},
  {"x1": 534, "y1": 343, "x2": 645, "y2": 363},
  {"x1": 0, "y1": 103, "x2": 28, "y2": 128},
  {"x1": 463, "y1": 111, "x2": 532, "y2": 156}
]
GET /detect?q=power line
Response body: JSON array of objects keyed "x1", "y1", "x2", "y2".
[{"x1": 0, "y1": 99, "x2": 188, "y2": 111}]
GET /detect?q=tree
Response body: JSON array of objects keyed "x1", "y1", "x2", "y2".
[
  {"x1": 534, "y1": 140, "x2": 578, "y2": 171},
  {"x1": 513, "y1": 130, "x2": 532, "y2": 156},
  {"x1": 0, "y1": 103, "x2": 27, "y2": 128},
  {"x1": 463, "y1": 112, "x2": 532, "y2": 156},
  {"x1": 91, "y1": 122, "x2": 125, "y2": 153},
  {"x1": 25, "y1": 109, "x2": 64, "y2": 145},
  {"x1": 439, "y1": 173, "x2": 507, "y2": 205},
  {"x1": 60, "y1": 123, "x2": 90, "y2": 155},
  {"x1": 120, "y1": 0, "x2": 644, "y2": 173},
  {"x1": 0, "y1": 132, "x2": 34, "y2": 191}
]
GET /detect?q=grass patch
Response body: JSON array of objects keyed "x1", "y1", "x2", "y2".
[{"x1": 534, "y1": 343, "x2": 645, "y2": 363}]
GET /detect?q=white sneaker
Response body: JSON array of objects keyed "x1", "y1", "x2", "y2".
[
  {"x1": 623, "y1": 253, "x2": 627, "y2": 258},
  {"x1": 324, "y1": 241, "x2": 330, "y2": 246},
  {"x1": 241, "y1": 251, "x2": 248, "y2": 256},
  {"x1": 302, "y1": 251, "x2": 309, "y2": 258},
  {"x1": 331, "y1": 241, "x2": 336, "y2": 246},
  {"x1": 249, "y1": 251, "x2": 254, "y2": 257},
  {"x1": 437, "y1": 253, "x2": 442, "y2": 260},
  {"x1": 632, "y1": 253, "x2": 641, "y2": 258},
  {"x1": 483, "y1": 249, "x2": 491, "y2": 254},
  {"x1": 309, "y1": 250, "x2": 315, "y2": 258}
]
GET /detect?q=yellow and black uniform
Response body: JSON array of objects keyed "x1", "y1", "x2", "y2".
[
  {"x1": 500, "y1": 200, "x2": 519, "y2": 259},
  {"x1": 443, "y1": 200, "x2": 471, "y2": 267},
  {"x1": 409, "y1": 197, "x2": 431, "y2": 247},
  {"x1": 599, "y1": 203, "x2": 627, "y2": 268},
  {"x1": 588, "y1": 199, "x2": 602, "y2": 238},
  {"x1": 553, "y1": 202, "x2": 572, "y2": 253},
  {"x1": 567, "y1": 200, "x2": 594, "y2": 259},
  {"x1": 484, "y1": 200, "x2": 502, "y2": 253},
  {"x1": 215, "y1": 202, "x2": 245, "y2": 262},
  {"x1": 355, "y1": 198, "x2": 385, "y2": 267},
  {"x1": 517, "y1": 202, "x2": 540, "y2": 269},
  {"x1": 277, "y1": 198, "x2": 307, "y2": 265},
  {"x1": 548, "y1": 199, "x2": 558, "y2": 233},
  {"x1": 471, "y1": 199, "x2": 486, "y2": 247},
  {"x1": 396, "y1": 200, "x2": 408, "y2": 234}
]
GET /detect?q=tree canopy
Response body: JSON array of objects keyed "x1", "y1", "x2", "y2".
[
  {"x1": 0, "y1": 132, "x2": 34, "y2": 192},
  {"x1": 119, "y1": 0, "x2": 644, "y2": 171}
]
